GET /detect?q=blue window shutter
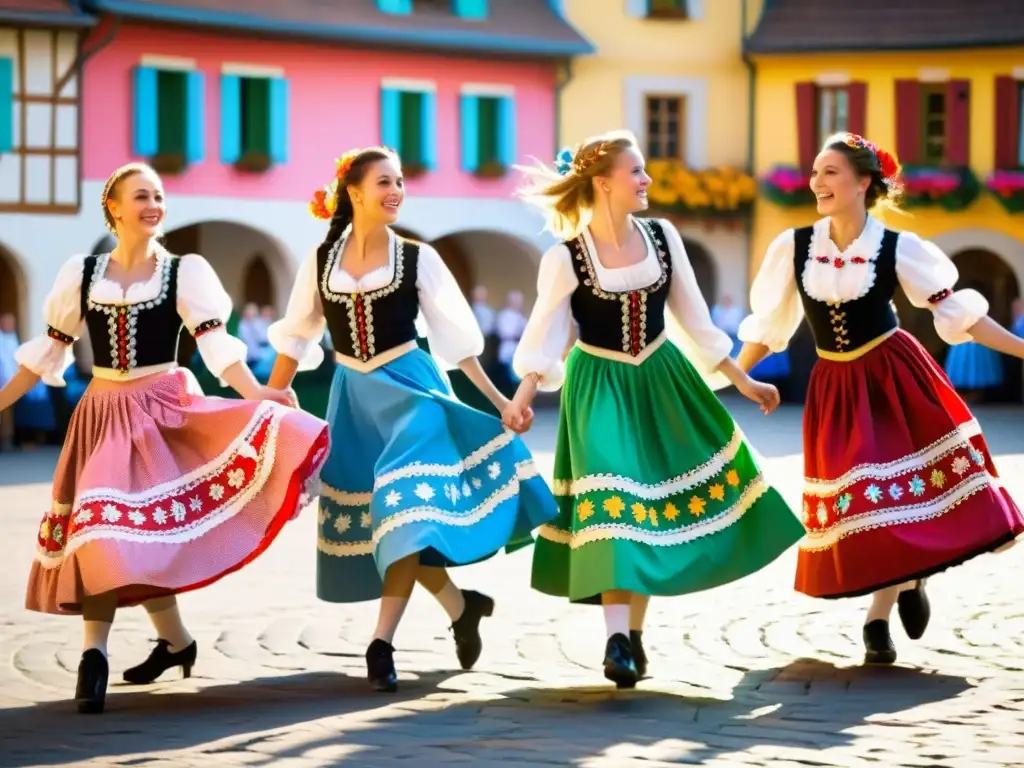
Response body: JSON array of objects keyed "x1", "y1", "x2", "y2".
[
  {"x1": 498, "y1": 95, "x2": 516, "y2": 166},
  {"x1": 269, "y1": 76, "x2": 289, "y2": 164},
  {"x1": 453, "y1": 0, "x2": 488, "y2": 19},
  {"x1": 381, "y1": 87, "x2": 401, "y2": 150},
  {"x1": 219, "y1": 74, "x2": 241, "y2": 164},
  {"x1": 0, "y1": 58, "x2": 12, "y2": 153},
  {"x1": 184, "y1": 70, "x2": 205, "y2": 163},
  {"x1": 461, "y1": 94, "x2": 479, "y2": 171},
  {"x1": 377, "y1": 0, "x2": 412, "y2": 14},
  {"x1": 132, "y1": 65, "x2": 158, "y2": 157},
  {"x1": 421, "y1": 90, "x2": 437, "y2": 170}
]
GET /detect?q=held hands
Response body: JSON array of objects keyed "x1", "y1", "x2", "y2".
[
  {"x1": 737, "y1": 375, "x2": 781, "y2": 415},
  {"x1": 500, "y1": 388, "x2": 536, "y2": 434}
]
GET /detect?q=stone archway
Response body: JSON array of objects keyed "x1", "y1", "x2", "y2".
[
  {"x1": 162, "y1": 221, "x2": 293, "y2": 366},
  {"x1": 0, "y1": 243, "x2": 26, "y2": 334},
  {"x1": 429, "y1": 229, "x2": 541, "y2": 310},
  {"x1": 680, "y1": 237, "x2": 717, "y2": 305}
]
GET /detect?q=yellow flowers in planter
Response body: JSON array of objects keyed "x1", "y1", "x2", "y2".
[{"x1": 646, "y1": 160, "x2": 757, "y2": 215}]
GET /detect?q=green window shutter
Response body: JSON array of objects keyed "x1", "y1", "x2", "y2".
[
  {"x1": 477, "y1": 96, "x2": 500, "y2": 165},
  {"x1": 399, "y1": 91, "x2": 423, "y2": 164},
  {"x1": 156, "y1": 69, "x2": 188, "y2": 156},
  {"x1": 241, "y1": 76, "x2": 272, "y2": 155}
]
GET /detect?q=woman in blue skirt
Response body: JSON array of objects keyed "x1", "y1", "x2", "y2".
[{"x1": 268, "y1": 147, "x2": 557, "y2": 691}]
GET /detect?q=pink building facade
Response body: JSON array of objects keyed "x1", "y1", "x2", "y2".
[{"x1": 0, "y1": 0, "x2": 590, "y2": 337}]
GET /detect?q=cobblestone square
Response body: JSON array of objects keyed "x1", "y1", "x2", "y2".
[{"x1": 2, "y1": 398, "x2": 1023, "y2": 767}]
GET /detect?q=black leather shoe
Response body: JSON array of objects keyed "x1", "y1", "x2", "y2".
[
  {"x1": 863, "y1": 619, "x2": 897, "y2": 665},
  {"x1": 122, "y1": 639, "x2": 197, "y2": 685},
  {"x1": 630, "y1": 630, "x2": 648, "y2": 678},
  {"x1": 451, "y1": 590, "x2": 495, "y2": 670},
  {"x1": 366, "y1": 638, "x2": 398, "y2": 692},
  {"x1": 897, "y1": 581, "x2": 930, "y2": 640},
  {"x1": 75, "y1": 649, "x2": 109, "y2": 714},
  {"x1": 603, "y1": 633, "x2": 639, "y2": 688}
]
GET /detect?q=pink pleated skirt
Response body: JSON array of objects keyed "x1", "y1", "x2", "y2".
[{"x1": 26, "y1": 368, "x2": 329, "y2": 614}]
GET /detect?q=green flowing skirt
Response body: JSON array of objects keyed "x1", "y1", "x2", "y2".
[{"x1": 532, "y1": 340, "x2": 805, "y2": 602}]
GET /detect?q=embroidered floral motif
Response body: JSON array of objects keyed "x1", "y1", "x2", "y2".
[
  {"x1": 930, "y1": 469, "x2": 946, "y2": 489},
  {"x1": 952, "y1": 455, "x2": 971, "y2": 476},
  {"x1": 648, "y1": 507, "x2": 659, "y2": 527},
  {"x1": 46, "y1": 326, "x2": 74, "y2": 344},
  {"x1": 688, "y1": 496, "x2": 706, "y2": 517},
  {"x1": 663, "y1": 502, "x2": 680, "y2": 521},
  {"x1": 909, "y1": 476, "x2": 926, "y2": 497},
  {"x1": 836, "y1": 493, "x2": 852, "y2": 514},
  {"x1": 385, "y1": 490, "x2": 402, "y2": 507},
  {"x1": 192, "y1": 319, "x2": 223, "y2": 337},
  {"x1": 360, "y1": 511, "x2": 372, "y2": 528},
  {"x1": 334, "y1": 513, "x2": 351, "y2": 534},
  {"x1": 631, "y1": 502, "x2": 647, "y2": 523},
  {"x1": 927, "y1": 288, "x2": 952, "y2": 304},
  {"x1": 709, "y1": 483, "x2": 726, "y2": 501},
  {"x1": 604, "y1": 496, "x2": 625, "y2": 518},
  {"x1": 577, "y1": 498, "x2": 595, "y2": 522},
  {"x1": 414, "y1": 483, "x2": 434, "y2": 501},
  {"x1": 865, "y1": 484, "x2": 883, "y2": 503},
  {"x1": 37, "y1": 410, "x2": 280, "y2": 561}
]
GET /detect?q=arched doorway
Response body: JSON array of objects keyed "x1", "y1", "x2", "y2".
[
  {"x1": 895, "y1": 248, "x2": 1021, "y2": 401},
  {"x1": 681, "y1": 237, "x2": 717, "y2": 305},
  {"x1": 0, "y1": 244, "x2": 24, "y2": 330},
  {"x1": 162, "y1": 221, "x2": 292, "y2": 367}
]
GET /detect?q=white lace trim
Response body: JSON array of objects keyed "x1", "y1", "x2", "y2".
[
  {"x1": 537, "y1": 475, "x2": 767, "y2": 549},
  {"x1": 799, "y1": 471, "x2": 999, "y2": 551},
  {"x1": 374, "y1": 430, "x2": 516, "y2": 489},
  {"x1": 800, "y1": 216, "x2": 883, "y2": 305},
  {"x1": 803, "y1": 419, "x2": 983, "y2": 497},
  {"x1": 321, "y1": 483, "x2": 372, "y2": 507},
  {"x1": 316, "y1": 460, "x2": 539, "y2": 558},
  {"x1": 551, "y1": 429, "x2": 743, "y2": 500},
  {"x1": 38, "y1": 408, "x2": 282, "y2": 562}
]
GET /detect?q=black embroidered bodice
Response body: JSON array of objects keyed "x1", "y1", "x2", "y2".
[
  {"x1": 316, "y1": 234, "x2": 420, "y2": 362},
  {"x1": 78, "y1": 253, "x2": 188, "y2": 373},
  {"x1": 567, "y1": 218, "x2": 672, "y2": 357},
  {"x1": 793, "y1": 226, "x2": 900, "y2": 354}
]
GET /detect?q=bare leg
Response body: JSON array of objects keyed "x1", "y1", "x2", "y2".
[{"x1": 417, "y1": 565, "x2": 465, "y2": 621}]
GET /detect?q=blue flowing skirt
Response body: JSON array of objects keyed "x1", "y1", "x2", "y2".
[
  {"x1": 316, "y1": 348, "x2": 558, "y2": 603},
  {"x1": 944, "y1": 341, "x2": 1004, "y2": 390}
]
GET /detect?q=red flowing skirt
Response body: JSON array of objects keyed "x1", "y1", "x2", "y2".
[{"x1": 797, "y1": 330, "x2": 1023, "y2": 598}]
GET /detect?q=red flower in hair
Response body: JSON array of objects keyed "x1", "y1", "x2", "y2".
[{"x1": 875, "y1": 149, "x2": 901, "y2": 180}]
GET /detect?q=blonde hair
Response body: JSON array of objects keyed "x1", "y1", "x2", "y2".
[
  {"x1": 516, "y1": 129, "x2": 639, "y2": 240},
  {"x1": 101, "y1": 162, "x2": 160, "y2": 233}
]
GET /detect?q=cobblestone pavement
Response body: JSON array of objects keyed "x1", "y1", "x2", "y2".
[{"x1": 2, "y1": 398, "x2": 1024, "y2": 767}]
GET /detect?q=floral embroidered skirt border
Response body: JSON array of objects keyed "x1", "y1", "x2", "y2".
[
  {"x1": 798, "y1": 330, "x2": 1024, "y2": 599},
  {"x1": 532, "y1": 341, "x2": 805, "y2": 603},
  {"x1": 26, "y1": 369, "x2": 330, "y2": 615},
  {"x1": 315, "y1": 348, "x2": 558, "y2": 603}
]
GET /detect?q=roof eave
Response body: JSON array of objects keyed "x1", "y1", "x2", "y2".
[
  {"x1": 744, "y1": 39, "x2": 1024, "y2": 54},
  {"x1": 81, "y1": 0, "x2": 595, "y2": 58},
  {"x1": 0, "y1": 9, "x2": 96, "y2": 28}
]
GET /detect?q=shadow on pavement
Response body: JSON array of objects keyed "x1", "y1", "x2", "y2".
[{"x1": 0, "y1": 658, "x2": 974, "y2": 766}]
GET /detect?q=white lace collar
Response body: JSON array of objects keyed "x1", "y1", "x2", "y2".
[
  {"x1": 326, "y1": 224, "x2": 398, "y2": 292},
  {"x1": 89, "y1": 250, "x2": 171, "y2": 305},
  {"x1": 801, "y1": 216, "x2": 885, "y2": 305}
]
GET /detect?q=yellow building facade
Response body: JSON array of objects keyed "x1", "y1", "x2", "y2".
[
  {"x1": 558, "y1": 0, "x2": 756, "y2": 306},
  {"x1": 746, "y1": 0, "x2": 1024, "y2": 351}
]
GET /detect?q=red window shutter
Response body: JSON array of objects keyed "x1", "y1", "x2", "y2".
[
  {"x1": 795, "y1": 81, "x2": 816, "y2": 173},
  {"x1": 846, "y1": 81, "x2": 867, "y2": 137},
  {"x1": 945, "y1": 79, "x2": 970, "y2": 166},
  {"x1": 894, "y1": 79, "x2": 920, "y2": 165},
  {"x1": 994, "y1": 75, "x2": 1021, "y2": 169}
]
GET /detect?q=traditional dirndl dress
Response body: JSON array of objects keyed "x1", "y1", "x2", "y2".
[
  {"x1": 18, "y1": 251, "x2": 329, "y2": 614},
  {"x1": 513, "y1": 218, "x2": 805, "y2": 602},
  {"x1": 268, "y1": 228, "x2": 557, "y2": 602},
  {"x1": 740, "y1": 217, "x2": 1024, "y2": 599}
]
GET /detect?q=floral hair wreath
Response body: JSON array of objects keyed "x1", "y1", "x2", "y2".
[
  {"x1": 553, "y1": 142, "x2": 611, "y2": 177},
  {"x1": 309, "y1": 149, "x2": 364, "y2": 220},
  {"x1": 843, "y1": 133, "x2": 901, "y2": 181}
]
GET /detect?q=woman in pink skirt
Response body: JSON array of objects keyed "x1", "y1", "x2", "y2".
[{"x1": 0, "y1": 162, "x2": 330, "y2": 713}]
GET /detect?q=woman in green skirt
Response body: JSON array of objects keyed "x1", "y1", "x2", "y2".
[{"x1": 505, "y1": 130, "x2": 805, "y2": 688}]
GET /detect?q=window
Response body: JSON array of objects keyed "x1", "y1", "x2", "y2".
[
  {"x1": 377, "y1": 0, "x2": 412, "y2": 13},
  {"x1": 647, "y1": 0, "x2": 688, "y2": 18},
  {"x1": 920, "y1": 83, "x2": 947, "y2": 164},
  {"x1": 132, "y1": 62, "x2": 204, "y2": 173},
  {"x1": 816, "y1": 86, "x2": 849, "y2": 146},
  {"x1": 381, "y1": 82, "x2": 437, "y2": 173},
  {"x1": 0, "y1": 29, "x2": 83, "y2": 213},
  {"x1": 645, "y1": 95, "x2": 686, "y2": 161},
  {"x1": 460, "y1": 89, "x2": 516, "y2": 176},
  {"x1": 452, "y1": 0, "x2": 488, "y2": 18},
  {"x1": 1018, "y1": 82, "x2": 1024, "y2": 167},
  {"x1": 220, "y1": 71, "x2": 288, "y2": 170}
]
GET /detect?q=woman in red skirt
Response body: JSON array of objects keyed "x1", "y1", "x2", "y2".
[
  {"x1": 0, "y1": 163, "x2": 329, "y2": 712},
  {"x1": 737, "y1": 133, "x2": 1024, "y2": 664}
]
